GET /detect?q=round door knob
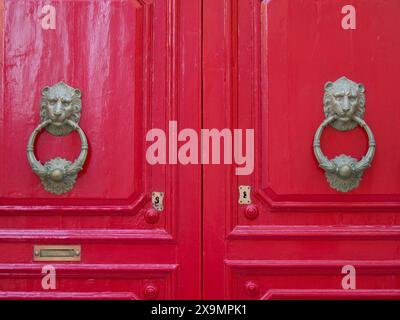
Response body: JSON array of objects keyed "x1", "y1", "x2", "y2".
[
  {"x1": 144, "y1": 209, "x2": 160, "y2": 224},
  {"x1": 245, "y1": 281, "x2": 259, "y2": 296},
  {"x1": 144, "y1": 284, "x2": 159, "y2": 299},
  {"x1": 244, "y1": 205, "x2": 259, "y2": 220}
]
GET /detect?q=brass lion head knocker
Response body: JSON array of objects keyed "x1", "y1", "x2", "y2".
[
  {"x1": 27, "y1": 82, "x2": 88, "y2": 195},
  {"x1": 313, "y1": 77, "x2": 376, "y2": 192}
]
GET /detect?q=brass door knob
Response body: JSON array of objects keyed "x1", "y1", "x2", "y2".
[{"x1": 27, "y1": 82, "x2": 88, "y2": 195}]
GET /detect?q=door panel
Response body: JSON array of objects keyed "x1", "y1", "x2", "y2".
[
  {"x1": 203, "y1": 0, "x2": 400, "y2": 299},
  {"x1": 0, "y1": 0, "x2": 201, "y2": 299}
]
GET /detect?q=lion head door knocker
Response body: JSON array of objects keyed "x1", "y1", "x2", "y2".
[
  {"x1": 313, "y1": 77, "x2": 376, "y2": 192},
  {"x1": 27, "y1": 82, "x2": 88, "y2": 195}
]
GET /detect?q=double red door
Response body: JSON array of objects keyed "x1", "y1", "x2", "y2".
[{"x1": 1, "y1": 0, "x2": 400, "y2": 300}]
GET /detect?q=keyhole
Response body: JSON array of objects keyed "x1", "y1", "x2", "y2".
[
  {"x1": 152, "y1": 192, "x2": 164, "y2": 211},
  {"x1": 238, "y1": 186, "x2": 251, "y2": 205}
]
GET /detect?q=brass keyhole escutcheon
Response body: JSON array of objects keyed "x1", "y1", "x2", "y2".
[
  {"x1": 152, "y1": 192, "x2": 164, "y2": 211},
  {"x1": 238, "y1": 186, "x2": 251, "y2": 205}
]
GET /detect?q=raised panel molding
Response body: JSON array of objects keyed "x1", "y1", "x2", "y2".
[
  {"x1": 254, "y1": 188, "x2": 400, "y2": 212},
  {"x1": 228, "y1": 225, "x2": 400, "y2": 240},
  {"x1": 226, "y1": 1, "x2": 400, "y2": 244},
  {"x1": 226, "y1": 260, "x2": 400, "y2": 274},
  {"x1": 261, "y1": 289, "x2": 400, "y2": 300},
  {"x1": 226, "y1": 259, "x2": 400, "y2": 299},
  {"x1": 255, "y1": 0, "x2": 400, "y2": 212},
  {"x1": 0, "y1": 0, "x2": 182, "y2": 242},
  {"x1": 0, "y1": 291, "x2": 138, "y2": 300},
  {"x1": 0, "y1": 263, "x2": 177, "y2": 299},
  {"x1": 0, "y1": 0, "x2": 180, "y2": 221},
  {"x1": 0, "y1": 263, "x2": 178, "y2": 277},
  {"x1": 0, "y1": 229, "x2": 173, "y2": 242},
  {"x1": 0, "y1": 0, "x2": 153, "y2": 214}
]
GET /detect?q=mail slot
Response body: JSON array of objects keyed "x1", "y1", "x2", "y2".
[{"x1": 33, "y1": 245, "x2": 81, "y2": 262}]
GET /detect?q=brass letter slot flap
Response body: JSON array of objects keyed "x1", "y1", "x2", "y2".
[{"x1": 33, "y1": 245, "x2": 81, "y2": 262}]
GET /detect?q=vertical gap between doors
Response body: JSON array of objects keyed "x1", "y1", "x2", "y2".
[{"x1": 200, "y1": 0, "x2": 204, "y2": 300}]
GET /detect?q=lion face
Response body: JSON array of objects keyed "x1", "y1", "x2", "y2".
[
  {"x1": 323, "y1": 77, "x2": 365, "y2": 131},
  {"x1": 40, "y1": 82, "x2": 82, "y2": 136}
]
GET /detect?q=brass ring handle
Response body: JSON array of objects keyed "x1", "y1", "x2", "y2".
[
  {"x1": 27, "y1": 119, "x2": 88, "y2": 195},
  {"x1": 313, "y1": 115, "x2": 376, "y2": 192}
]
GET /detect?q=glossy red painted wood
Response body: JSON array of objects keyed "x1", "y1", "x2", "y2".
[
  {"x1": 203, "y1": 0, "x2": 400, "y2": 299},
  {"x1": 2, "y1": 0, "x2": 400, "y2": 300},
  {"x1": 0, "y1": 0, "x2": 201, "y2": 299}
]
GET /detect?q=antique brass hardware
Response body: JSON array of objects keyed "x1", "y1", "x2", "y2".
[
  {"x1": 27, "y1": 82, "x2": 88, "y2": 195},
  {"x1": 313, "y1": 77, "x2": 376, "y2": 192},
  {"x1": 152, "y1": 192, "x2": 164, "y2": 211},
  {"x1": 238, "y1": 185, "x2": 251, "y2": 204},
  {"x1": 33, "y1": 245, "x2": 81, "y2": 262}
]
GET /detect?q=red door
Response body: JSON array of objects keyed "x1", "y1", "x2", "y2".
[
  {"x1": 2, "y1": 0, "x2": 400, "y2": 300},
  {"x1": 0, "y1": 0, "x2": 201, "y2": 299},
  {"x1": 203, "y1": 0, "x2": 400, "y2": 299}
]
